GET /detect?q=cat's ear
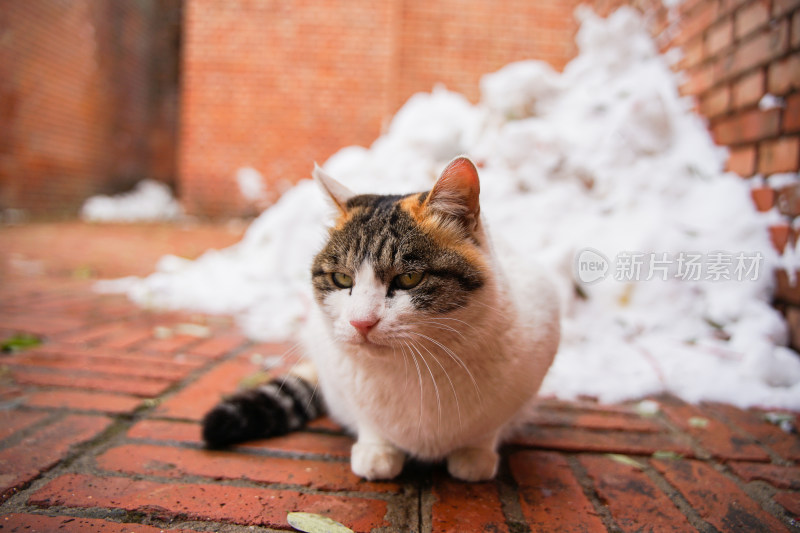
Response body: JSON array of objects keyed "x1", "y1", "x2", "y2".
[
  {"x1": 424, "y1": 156, "x2": 481, "y2": 231},
  {"x1": 313, "y1": 163, "x2": 355, "y2": 212}
]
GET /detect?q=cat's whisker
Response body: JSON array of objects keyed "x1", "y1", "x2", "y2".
[
  {"x1": 409, "y1": 320, "x2": 468, "y2": 342},
  {"x1": 446, "y1": 299, "x2": 513, "y2": 321},
  {"x1": 470, "y1": 299, "x2": 513, "y2": 319},
  {"x1": 264, "y1": 341, "x2": 303, "y2": 368},
  {"x1": 410, "y1": 336, "x2": 462, "y2": 431},
  {"x1": 406, "y1": 339, "x2": 443, "y2": 430},
  {"x1": 400, "y1": 339, "x2": 424, "y2": 439},
  {"x1": 424, "y1": 316, "x2": 481, "y2": 335},
  {"x1": 272, "y1": 342, "x2": 308, "y2": 396},
  {"x1": 393, "y1": 341, "x2": 412, "y2": 396},
  {"x1": 408, "y1": 331, "x2": 484, "y2": 410},
  {"x1": 305, "y1": 377, "x2": 322, "y2": 417}
]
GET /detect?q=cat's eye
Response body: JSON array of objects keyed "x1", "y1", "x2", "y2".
[
  {"x1": 331, "y1": 272, "x2": 353, "y2": 289},
  {"x1": 395, "y1": 272, "x2": 424, "y2": 290}
]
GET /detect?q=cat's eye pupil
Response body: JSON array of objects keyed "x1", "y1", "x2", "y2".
[
  {"x1": 395, "y1": 272, "x2": 423, "y2": 290},
  {"x1": 331, "y1": 272, "x2": 353, "y2": 289}
]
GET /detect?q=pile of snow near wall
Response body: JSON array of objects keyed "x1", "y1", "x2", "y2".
[
  {"x1": 97, "y1": 8, "x2": 800, "y2": 408},
  {"x1": 81, "y1": 180, "x2": 183, "y2": 222}
]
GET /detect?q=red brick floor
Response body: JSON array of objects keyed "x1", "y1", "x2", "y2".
[{"x1": 1, "y1": 222, "x2": 799, "y2": 532}]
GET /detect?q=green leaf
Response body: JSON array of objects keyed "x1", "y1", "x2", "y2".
[
  {"x1": 1, "y1": 333, "x2": 42, "y2": 353},
  {"x1": 287, "y1": 512, "x2": 354, "y2": 533},
  {"x1": 605, "y1": 453, "x2": 644, "y2": 470}
]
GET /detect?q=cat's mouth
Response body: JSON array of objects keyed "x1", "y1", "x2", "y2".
[
  {"x1": 348, "y1": 334, "x2": 383, "y2": 347},
  {"x1": 344, "y1": 330, "x2": 396, "y2": 350}
]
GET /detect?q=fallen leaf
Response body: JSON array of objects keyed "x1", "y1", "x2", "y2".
[
  {"x1": 1, "y1": 333, "x2": 42, "y2": 353},
  {"x1": 239, "y1": 371, "x2": 272, "y2": 389},
  {"x1": 174, "y1": 323, "x2": 211, "y2": 338},
  {"x1": 152, "y1": 326, "x2": 173, "y2": 340},
  {"x1": 287, "y1": 512, "x2": 354, "y2": 533},
  {"x1": 605, "y1": 453, "x2": 644, "y2": 470},
  {"x1": 688, "y1": 416, "x2": 709, "y2": 429},
  {"x1": 651, "y1": 450, "x2": 683, "y2": 461},
  {"x1": 634, "y1": 399, "x2": 660, "y2": 417},
  {"x1": 764, "y1": 412, "x2": 794, "y2": 425}
]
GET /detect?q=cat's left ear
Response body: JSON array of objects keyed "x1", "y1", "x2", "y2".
[
  {"x1": 424, "y1": 156, "x2": 481, "y2": 231},
  {"x1": 313, "y1": 163, "x2": 355, "y2": 213}
]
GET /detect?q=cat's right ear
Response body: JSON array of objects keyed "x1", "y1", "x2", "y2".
[
  {"x1": 424, "y1": 156, "x2": 481, "y2": 232},
  {"x1": 313, "y1": 163, "x2": 355, "y2": 213}
]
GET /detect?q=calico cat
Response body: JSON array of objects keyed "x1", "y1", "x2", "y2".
[{"x1": 203, "y1": 156, "x2": 560, "y2": 481}]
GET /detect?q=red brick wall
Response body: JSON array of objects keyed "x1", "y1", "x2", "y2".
[
  {"x1": 0, "y1": 0, "x2": 180, "y2": 219},
  {"x1": 671, "y1": 0, "x2": 799, "y2": 179},
  {"x1": 178, "y1": 0, "x2": 583, "y2": 217},
  {"x1": 5, "y1": 1, "x2": 796, "y2": 222},
  {"x1": 178, "y1": 0, "x2": 396, "y2": 217},
  {"x1": 395, "y1": 0, "x2": 581, "y2": 105}
]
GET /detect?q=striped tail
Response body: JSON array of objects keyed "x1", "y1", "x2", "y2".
[{"x1": 202, "y1": 373, "x2": 324, "y2": 448}]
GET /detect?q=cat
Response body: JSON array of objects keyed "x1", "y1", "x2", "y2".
[{"x1": 202, "y1": 156, "x2": 561, "y2": 481}]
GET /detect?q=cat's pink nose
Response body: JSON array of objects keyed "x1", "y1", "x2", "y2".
[{"x1": 350, "y1": 318, "x2": 379, "y2": 337}]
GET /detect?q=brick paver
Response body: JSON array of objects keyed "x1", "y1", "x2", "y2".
[{"x1": 1, "y1": 223, "x2": 798, "y2": 532}]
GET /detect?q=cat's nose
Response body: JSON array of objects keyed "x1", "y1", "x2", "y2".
[{"x1": 350, "y1": 318, "x2": 379, "y2": 337}]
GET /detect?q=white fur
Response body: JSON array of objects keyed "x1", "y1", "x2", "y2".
[{"x1": 300, "y1": 217, "x2": 561, "y2": 481}]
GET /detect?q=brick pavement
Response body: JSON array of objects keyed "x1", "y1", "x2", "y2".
[{"x1": 1, "y1": 223, "x2": 799, "y2": 532}]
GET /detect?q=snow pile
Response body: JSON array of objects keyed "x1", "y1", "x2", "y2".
[
  {"x1": 97, "y1": 8, "x2": 800, "y2": 408},
  {"x1": 81, "y1": 180, "x2": 183, "y2": 222}
]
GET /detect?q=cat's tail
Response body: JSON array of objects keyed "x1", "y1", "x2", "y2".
[{"x1": 201, "y1": 361, "x2": 324, "y2": 448}]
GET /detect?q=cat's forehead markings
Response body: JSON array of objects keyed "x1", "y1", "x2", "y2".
[
  {"x1": 327, "y1": 191, "x2": 488, "y2": 276},
  {"x1": 332, "y1": 201, "x2": 375, "y2": 231},
  {"x1": 398, "y1": 192, "x2": 426, "y2": 219},
  {"x1": 399, "y1": 192, "x2": 489, "y2": 274},
  {"x1": 400, "y1": 193, "x2": 468, "y2": 248},
  {"x1": 332, "y1": 207, "x2": 358, "y2": 231}
]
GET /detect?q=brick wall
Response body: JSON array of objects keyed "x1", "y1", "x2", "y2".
[
  {"x1": 0, "y1": 0, "x2": 180, "y2": 219},
  {"x1": 178, "y1": 0, "x2": 582, "y2": 217},
  {"x1": 395, "y1": 0, "x2": 580, "y2": 105},
  {"x1": 178, "y1": 1, "x2": 396, "y2": 217},
  {"x1": 673, "y1": 0, "x2": 799, "y2": 178},
  {"x1": 4, "y1": 0, "x2": 797, "y2": 226}
]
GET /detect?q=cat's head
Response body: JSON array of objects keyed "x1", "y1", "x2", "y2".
[{"x1": 310, "y1": 157, "x2": 491, "y2": 348}]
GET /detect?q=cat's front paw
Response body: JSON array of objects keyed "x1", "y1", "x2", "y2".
[
  {"x1": 447, "y1": 447, "x2": 499, "y2": 482},
  {"x1": 351, "y1": 442, "x2": 405, "y2": 480}
]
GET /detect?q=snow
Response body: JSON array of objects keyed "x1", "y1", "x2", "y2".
[
  {"x1": 236, "y1": 167, "x2": 267, "y2": 202},
  {"x1": 758, "y1": 93, "x2": 785, "y2": 111},
  {"x1": 96, "y1": 7, "x2": 800, "y2": 409},
  {"x1": 81, "y1": 179, "x2": 183, "y2": 222}
]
